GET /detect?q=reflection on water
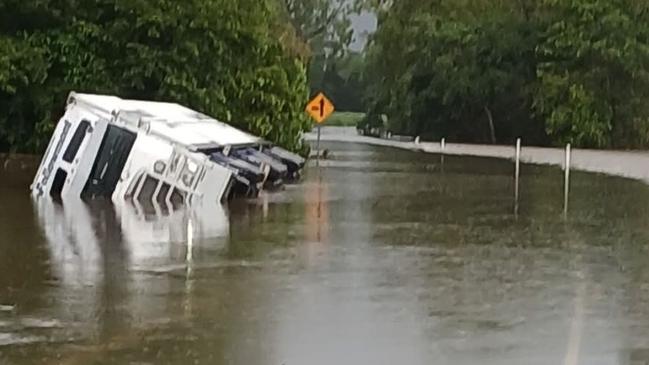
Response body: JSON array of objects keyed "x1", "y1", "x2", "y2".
[
  {"x1": 3, "y1": 142, "x2": 649, "y2": 364},
  {"x1": 35, "y1": 198, "x2": 229, "y2": 280}
]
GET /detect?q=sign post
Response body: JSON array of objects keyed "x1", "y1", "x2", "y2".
[
  {"x1": 316, "y1": 125, "x2": 321, "y2": 165},
  {"x1": 306, "y1": 93, "x2": 335, "y2": 164}
]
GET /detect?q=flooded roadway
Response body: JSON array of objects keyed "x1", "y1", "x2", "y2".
[{"x1": 2, "y1": 142, "x2": 649, "y2": 364}]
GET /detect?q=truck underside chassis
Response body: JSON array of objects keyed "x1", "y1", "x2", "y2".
[{"x1": 201, "y1": 146, "x2": 305, "y2": 198}]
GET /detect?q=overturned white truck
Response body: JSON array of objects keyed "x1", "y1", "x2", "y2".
[{"x1": 31, "y1": 93, "x2": 305, "y2": 207}]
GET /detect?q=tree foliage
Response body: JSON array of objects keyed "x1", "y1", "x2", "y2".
[
  {"x1": 309, "y1": 51, "x2": 366, "y2": 112},
  {"x1": 279, "y1": 0, "x2": 370, "y2": 112},
  {"x1": 279, "y1": 0, "x2": 367, "y2": 58},
  {"x1": 535, "y1": 0, "x2": 649, "y2": 148},
  {"x1": 0, "y1": 0, "x2": 311, "y2": 153},
  {"x1": 364, "y1": 0, "x2": 649, "y2": 148}
]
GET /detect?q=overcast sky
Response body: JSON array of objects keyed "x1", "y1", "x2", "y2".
[{"x1": 350, "y1": 11, "x2": 377, "y2": 51}]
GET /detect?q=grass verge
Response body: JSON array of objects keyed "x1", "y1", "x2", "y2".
[{"x1": 324, "y1": 112, "x2": 365, "y2": 127}]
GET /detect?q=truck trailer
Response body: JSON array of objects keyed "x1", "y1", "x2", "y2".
[{"x1": 31, "y1": 92, "x2": 305, "y2": 208}]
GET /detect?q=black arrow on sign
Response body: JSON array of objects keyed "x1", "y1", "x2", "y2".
[{"x1": 319, "y1": 98, "x2": 325, "y2": 118}]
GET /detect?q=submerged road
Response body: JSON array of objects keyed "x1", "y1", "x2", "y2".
[
  {"x1": 4, "y1": 140, "x2": 649, "y2": 364},
  {"x1": 306, "y1": 127, "x2": 649, "y2": 184}
]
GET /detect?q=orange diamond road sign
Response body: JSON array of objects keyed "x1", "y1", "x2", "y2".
[{"x1": 306, "y1": 92, "x2": 335, "y2": 124}]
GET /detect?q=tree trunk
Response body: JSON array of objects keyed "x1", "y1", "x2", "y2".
[{"x1": 484, "y1": 105, "x2": 497, "y2": 144}]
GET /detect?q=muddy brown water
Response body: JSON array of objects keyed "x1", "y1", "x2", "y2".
[{"x1": 2, "y1": 142, "x2": 649, "y2": 364}]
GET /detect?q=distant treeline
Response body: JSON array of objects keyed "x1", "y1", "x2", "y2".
[
  {"x1": 362, "y1": 0, "x2": 649, "y2": 148},
  {"x1": 6, "y1": 0, "x2": 645, "y2": 153},
  {"x1": 0, "y1": 0, "x2": 312, "y2": 154},
  {"x1": 309, "y1": 52, "x2": 365, "y2": 113}
]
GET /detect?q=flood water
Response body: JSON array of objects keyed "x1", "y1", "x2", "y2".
[{"x1": 2, "y1": 142, "x2": 649, "y2": 365}]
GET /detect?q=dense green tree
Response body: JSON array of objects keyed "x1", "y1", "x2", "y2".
[
  {"x1": 0, "y1": 36, "x2": 48, "y2": 152},
  {"x1": 363, "y1": 0, "x2": 649, "y2": 148},
  {"x1": 279, "y1": 0, "x2": 369, "y2": 111},
  {"x1": 535, "y1": 0, "x2": 649, "y2": 148},
  {"x1": 0, "y1": 0, "x2": 311, "y2": 154},
  {"x1": 309, "y1": 51, "x2": 366, "y2": 111},
  {"x1": 279, "y1": 0, "x2": 357, "y2": 58},
  {"x1": 363, "y1": 0, "x2": 546, "y2": 142}
]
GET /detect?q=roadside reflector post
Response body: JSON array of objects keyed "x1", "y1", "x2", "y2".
[
  {"x1": 514, "y1": 138, "x2": 521, "y2": 217},
  {"x1": 440, "y1": 138, "x2": 446, "y2": 173},
  {"x1": 564, "y1": 143, "x2": 571, "y2": 217}
]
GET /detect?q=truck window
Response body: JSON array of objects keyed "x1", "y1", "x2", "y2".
[
  {"x1": 50, "y1": 168, "x2": 67, "y2": 197},
  {"x1": 169, "y1": 188, "x2": 185, "y2": 209},
  {"x1": 156, "y1": 183, "x2": 171, "y2": 205},
  {"x1": 137, "y1": 175, "x2": 159, "y2": 205},
  {"x1": 62, "y1": 120, "x2": 91, "y2": 163},
  {"x1": 124, "y1": 173, "x2": 144, "y2": 200}
]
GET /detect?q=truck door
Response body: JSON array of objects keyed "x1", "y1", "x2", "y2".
[{"x1": 81, "y1": 125, "x2": 136, "y2": 199}]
